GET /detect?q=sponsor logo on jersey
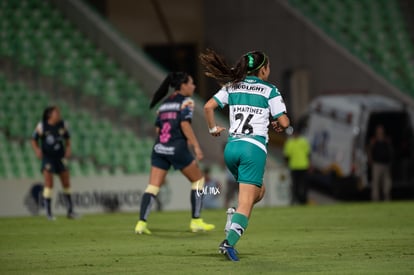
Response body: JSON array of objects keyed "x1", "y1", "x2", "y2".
[
  {"x1": 154, "y1": 143, "x2": 175, "y2": 155},
  {"x1": 158, "y1": 102, "x2": 181, "y2": 112},
  {"x1": 232, "y1": 83, "x2": 266, "y2": 94},
  {"x1": 59, "y1": 128, "x2": 65, "y2": 136},
  {"x1": 46, "y1": 134, "x2": 55, "y2": 145},
  {"x1": 181, "y1": 98, "x2": 194, "y2": 111}
]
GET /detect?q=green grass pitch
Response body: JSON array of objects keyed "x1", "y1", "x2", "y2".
[{"x1": 0, "y1": 202, "x2": 413, "y2": 274}]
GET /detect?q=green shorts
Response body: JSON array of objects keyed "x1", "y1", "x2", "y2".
[{"x1": 224, "y1": 137, "x2": 267, "y2": 187}]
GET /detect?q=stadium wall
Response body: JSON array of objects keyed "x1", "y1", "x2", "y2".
[
  {"x1": 0, "y1": 170, "x2": 290, "y2": 217},
  {"x1": 106, "y1": 0, "x2": 203, "y2": 46},
  {"x1": 51, "y1": 0, "x2": 165, "y2": 95}
]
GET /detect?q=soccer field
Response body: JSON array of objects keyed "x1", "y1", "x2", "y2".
[{"x1": 0, "y1": 202, "x2": 413, "y2": 274}]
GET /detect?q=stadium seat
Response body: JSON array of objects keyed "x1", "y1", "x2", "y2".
[
  {"x1": 0, "y1": 0, "x2": 162, "y2": 179},
  {"x1": 81, "y1": 159, "x2": 99, "y2": 177},
  {"x1": 289, "y1": 0, "x2": 414, "y2": 97},
  {"x1": 0, "y1": 74, "x2": 155, "y2": 179},
  {"x1": 69, "y1": 159, "x2": 83, "y2": 177},
  {"x1": 113, "y1": 166, "x2": 126, "y2": 176},
  {"x1": 0, "y1": 0, "x2": 152, "y2": 119}
]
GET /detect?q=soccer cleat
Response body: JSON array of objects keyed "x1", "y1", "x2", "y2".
[
  {"x1": 219, "y1": 240, "x2": 239, "y2": 261},
  {"x1": 47, "y1": 214, "x2": 56, "y2": 221},
  {"x1": 225, "y1": 207, "x2": 236, "y2": 235},
  {"x1": 190, "y1": 218, "x2": 215, "y2": 232},
  {"x1": 219, "y1": 240, "x2": 238, "y2": 255},
  {"x1": 218, "y1": 240, "x2": 226, "y2": 254},
  {"x1": 135, "y1": 220, "x2": 152, "y2": 235}
]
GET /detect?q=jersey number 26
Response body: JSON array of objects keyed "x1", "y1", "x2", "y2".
[{"x1": 234, "y1": 113, "x2": 254, "y2": 134}]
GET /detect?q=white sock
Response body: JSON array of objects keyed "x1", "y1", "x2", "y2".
[{"x1": 224, "y1": 207, "x2": 236, "y2": 235}]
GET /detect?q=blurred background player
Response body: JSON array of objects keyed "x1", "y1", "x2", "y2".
[
  {"x1": 134, "y1": 72, "x2": 215, "y2": 234},
  {"x1": 202, "y1": 166, "x2": 221, "y2": 209},
  {"x1": 368, "y1": 124, "x2": 393, "y2": 201},
  {"x1": 283, "y1": 127, "x2": 311, "y2": 205},
  {"x1": 202, "y1": 49, "x2": 290, "y2": 261},
  {"x1": 31, "y1": 106, "x2": 76, "y2": 220}
]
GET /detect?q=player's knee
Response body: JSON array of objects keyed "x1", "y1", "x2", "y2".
[
  {"x1": 255, "y1": 185, "x2": 266, "y2": 204},
  {"x1": 145, "y1": 185, "x2": 160, "y2": 196},
  {"x1": 191, "y1": 177, "x2": 205, "y2": 190}
]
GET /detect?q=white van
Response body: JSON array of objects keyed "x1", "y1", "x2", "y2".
[{"x1": 298, "y1": 94, "x2": 414, "y2": 198}]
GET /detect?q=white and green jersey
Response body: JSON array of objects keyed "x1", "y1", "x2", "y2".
[{"x1": 213, "y1": 76, "x2": 286, "y2": 152}]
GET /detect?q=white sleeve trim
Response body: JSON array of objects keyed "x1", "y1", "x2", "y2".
[
  {"x1": 269, "y1": 96, "x2": 286, "y2": 118},
  {"x1": 35, "y1": 122, "x2": 43, "y2": 135}
]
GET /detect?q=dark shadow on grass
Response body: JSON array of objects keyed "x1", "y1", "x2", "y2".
[
  {"x1": 189, "y1": 252, "x2": 240, "y2": 262},
  {"x1": 189, "y1": 252, "x2": 256, "y2": 263},
  {"x1": 148, "y1": 228, "x2": 216, "y2": 239}
]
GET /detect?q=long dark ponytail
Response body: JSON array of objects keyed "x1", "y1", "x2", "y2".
[
  {"x1": 42, "y1": 106, "x2": 57, "y2": 122},
  {"x1": 199, "y1": 49, "x2": 268, "y2": 85},
  {"x1": 149, "y1": 72, "x2": 190, "y2": 109}
]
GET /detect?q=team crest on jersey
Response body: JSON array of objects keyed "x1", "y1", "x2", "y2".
[
  {"x1": 181, "y1": 98, "x2": 194, "y2": 111},
  {"x1": 59, "y1": 128, "x2": 65, "y2": 136},
  {"x1": 46, "y1": 134, "x2": 55, "y2": 145}
]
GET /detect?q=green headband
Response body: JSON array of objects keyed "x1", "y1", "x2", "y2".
[
  {"x1": 246, "y1": 53, "x2": 267, "y2": 73},
  {"x1": 247, "y1": 54, "x2": 255, "y2": 68}
]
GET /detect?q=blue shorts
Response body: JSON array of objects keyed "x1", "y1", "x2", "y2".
[
  {"x1": 41, "y1": 157, "x2": 68, "y2": 174},
  {"x1": 151, "y1": 140, "x2": 194, "y2": 170}
]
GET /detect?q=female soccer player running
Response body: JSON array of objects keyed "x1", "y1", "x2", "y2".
[
  {"x1": 134, "y1": 72, "x2": 215, "y2": 234},
  {"x1": 31, "y1": 106, "x2": 76, "y2": 220},
  {"x1": 201, "y1": 49, "x2": 290, "y2": 261}
]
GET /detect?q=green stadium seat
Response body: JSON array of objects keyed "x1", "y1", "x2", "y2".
[
  {"x1": 126, "y1": 156, "x2": 140, "y2": 174},
  {"x1": 82, "y1": 80, "x2": 100, "y2": 97},
  {"x1": 110, "y1": 151, "x2": 124, "y2": 167},
  {"x1": 0, "y1": 39, "x2": 13, "y2": 57},
  {"x1": 69, "y1": 159, "x2": 83, "y2": 177},
  {"x1": 113, "y1": 166, "x2": 125, "y2": 176},
  {"x1": 101, "y1": 59, "x2": 118, "y2": 77},
  {"x1": 99, "y1": 167, "x2": 112, "y2": 177},
  {"x1": 61, "y1": 71, "x2": 79, "y2": 88},
  {"x1": 289, "y1": 0, "x2": 414, "y2": 98},
  {"x1": 95, "y1": 150, "x2": 111, "y2": 166},
  {"x1": 1, "y1": 0, "x2": 155, "y2": 120},
  {"x1": 103, "y1": 90, "x2": 122, "y2": 108},
  {"x1": 81, "y1": 159, "x2": 98, "y2": 177},
  {"x1": 0, "y1": 0, "x2": 164, "y2": 177},
  {"x1": 39, "y1": 59, "x2": 56, "y2": 76},
  {"x1": 18, "y1": 51, "x2": 36, "y2": 68},
  {"x1": 125, "y1": 98, "x2": 149, "y2": 117}
]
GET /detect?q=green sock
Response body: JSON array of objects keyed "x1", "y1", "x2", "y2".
[{"x1": 226, "y1": 213, "x2": 249, "y2": 246}]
